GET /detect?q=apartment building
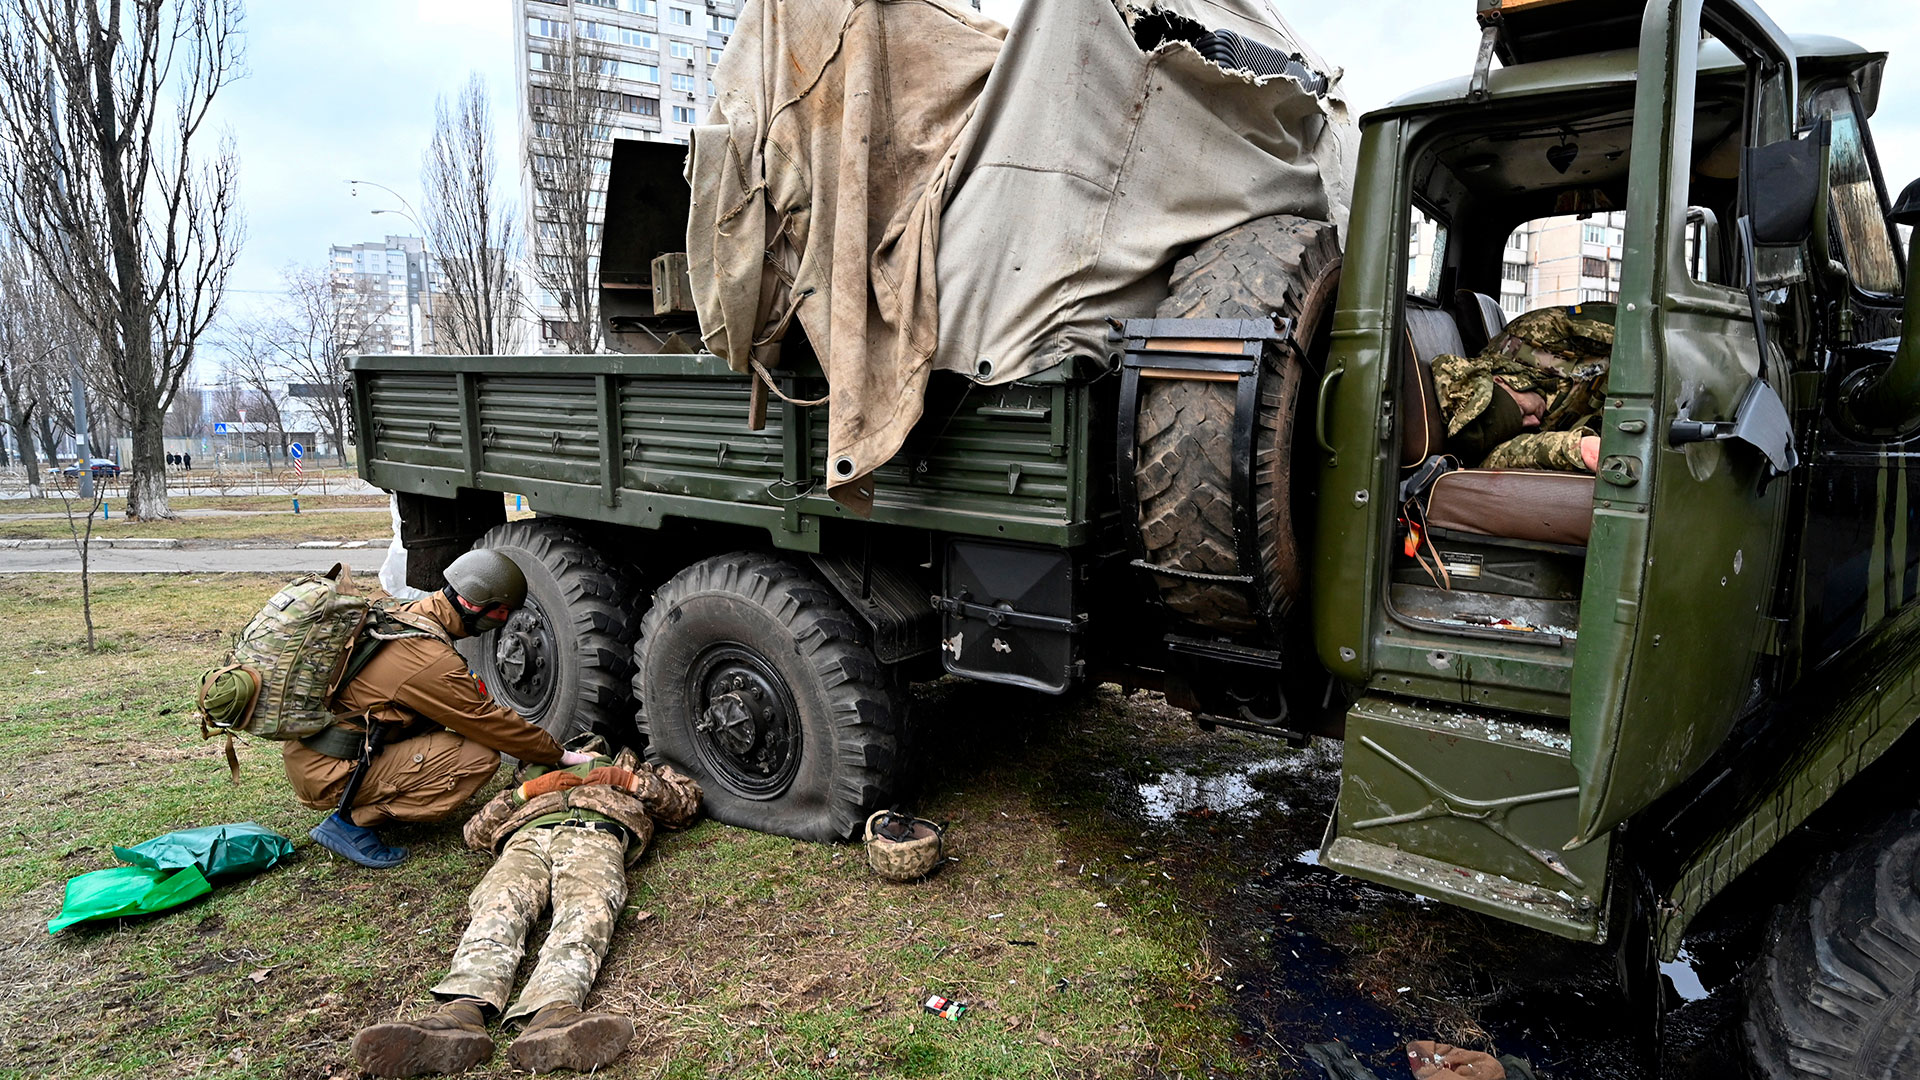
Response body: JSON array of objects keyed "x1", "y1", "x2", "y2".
[
  {"x1": 327, "y1": 235, "x2": 440, "y2": 353},
  {"x1": 513, "y1": 0, "x2": 740, "y2": 346}
]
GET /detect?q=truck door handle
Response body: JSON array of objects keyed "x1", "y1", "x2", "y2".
[{"x1": 1315, "y1": 366, "x2": 1344, "y2": 467}]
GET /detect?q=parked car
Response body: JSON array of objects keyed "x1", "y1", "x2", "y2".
[{"x1": 58, "y1": 458, "x2": 121, "y2": 479}]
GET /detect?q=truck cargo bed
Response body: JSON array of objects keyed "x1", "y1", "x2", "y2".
[{"x1": 348, "y1": 352, "x2": 1096, "y2": 551}]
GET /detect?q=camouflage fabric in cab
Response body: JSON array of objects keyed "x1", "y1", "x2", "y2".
[{"x1": 1431, "y1": 305, "x2": 1615, "y2": 470}]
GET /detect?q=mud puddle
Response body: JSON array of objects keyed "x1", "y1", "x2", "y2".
[{"x1": 1099, "y1": 734, "x2": 1757, "y2": 1079}]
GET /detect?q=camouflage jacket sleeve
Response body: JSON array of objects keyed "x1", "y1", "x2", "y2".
[
  {"x1": 1429, "y1": 353, "x2": 1495, "y2": 438},
  {"x1": 463, "y1": 787, "x2": 519, "y2": 852},
  {"x1": 1479, "y1": 429, "x2": 1594, "y2": 472},
  {"x1": 631, "y1": 764, "x2": 703, "y2": 829}
]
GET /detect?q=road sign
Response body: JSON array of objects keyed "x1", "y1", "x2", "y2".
[
  {"x1": 214, "y1": 422, "x2": 228, "y2": 434},
  {"x1": 289, "y1": 443, "x2": 304, "y2": 459}
]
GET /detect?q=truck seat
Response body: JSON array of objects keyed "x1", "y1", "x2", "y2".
[
  {"x1": 1399, "y1": 298, "x2": 1595, "y2": 547},
  {"x1": 1453, "y1": 289, "x2": 1508, "y2": 356}
]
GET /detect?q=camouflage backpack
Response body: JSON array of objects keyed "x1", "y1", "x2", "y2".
[{"x1": 195, "y1": 564, "x2": 451, "y2": 768}]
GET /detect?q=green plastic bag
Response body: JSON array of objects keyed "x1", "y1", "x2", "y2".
[
  {"x1": 48, "y1": 865, "x2": 211, "y2": 934},
  {"x1": 112, "y1": 822, "x2": 293, "y2": 877},
  {"x1": 49, "y1": 822, "x2": 292, "y2": 934}
]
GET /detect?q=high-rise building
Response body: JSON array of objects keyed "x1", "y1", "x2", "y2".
[
  {"x1": 513, "y1": 0, "x2": 741, "y2": 347},
  {"x1": 327, "y1": 235, "x2": 441, "y2": 354}
]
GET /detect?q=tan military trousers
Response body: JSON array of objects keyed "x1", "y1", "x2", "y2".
[
  {"x1": 283, "y1": 730, "x2": 500, "y2": 826},
  {"x1": 430, "y1": 823, "x2": 628, "y2": 1023}
]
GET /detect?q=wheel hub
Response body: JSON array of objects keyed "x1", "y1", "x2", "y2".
[
  {"x1": 688, "y1": 648, "x2": 800, "y2": 798},
  {"x1": 491, "y1": 600, "x2": 555, "y2": 713}
]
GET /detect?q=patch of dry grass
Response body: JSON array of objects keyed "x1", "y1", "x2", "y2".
[{"x1": 0, "y1": 512, "x2": 391, "y2": 542}]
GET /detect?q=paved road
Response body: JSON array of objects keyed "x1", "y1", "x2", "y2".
[
  {"x1": 0, "y1": 544, "x2": 390, "y2": 574},
  {"x1": 0, "y1": 505, "x2": 383, "y2": 522}
]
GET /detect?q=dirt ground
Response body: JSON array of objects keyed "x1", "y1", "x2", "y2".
[{"x1": 0, "y1": 573, "x2": 1770, "y2": 1080}]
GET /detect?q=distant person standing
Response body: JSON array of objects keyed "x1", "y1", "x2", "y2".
[{"x1": 183, "y1": 451, "x2": 191, "y2": 470}]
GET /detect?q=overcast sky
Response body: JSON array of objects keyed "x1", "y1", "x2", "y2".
[{"x1": 214, "y1": 0, "x2": 1918, "y2": 314}]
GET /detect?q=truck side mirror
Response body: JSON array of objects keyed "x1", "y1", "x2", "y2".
[
  {"x1": 1744, "y1": 118, "x2": 1829, "y2": 246},
  {"x1": 1890, "y1": 178, "x2": 1920, "y2": 229}
]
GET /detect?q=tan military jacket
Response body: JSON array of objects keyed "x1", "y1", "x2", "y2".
[{"x1": 281, "y1": 592, "x2": 564, "y2": 789}]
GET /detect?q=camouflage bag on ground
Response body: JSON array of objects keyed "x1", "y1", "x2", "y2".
[{"x1": 195, "y1": 564, "x2": 451, "y2": 775}]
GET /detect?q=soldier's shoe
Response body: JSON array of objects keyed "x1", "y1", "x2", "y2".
[
  {"x1": 508, "y1": 1003, "x2": 634, "y2": 1073},
  {"x1": 310, "y1": 813, "x2": 409, "y2": 868},
  {"x1": 352, "y1": 998, "x2": 493, "y2": 1077}
]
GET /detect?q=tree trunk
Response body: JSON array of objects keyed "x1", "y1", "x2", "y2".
[
  {"x1": 9, "y1": 411, "x2": 40, "y2": 496},
  {"x1": 125, "y1": 406, "x2": 170, "y2": 519},
  {"x1": 34, "y1": 413, "x2": 58, "y2": 472}
]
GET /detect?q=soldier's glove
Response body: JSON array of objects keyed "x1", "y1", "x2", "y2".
[
  {"x1": 583, "y1": 766, "x2": 642, "y2": 793},
  {"x1": 518, "y1": 771, "x2": 588, "y2": 800}
]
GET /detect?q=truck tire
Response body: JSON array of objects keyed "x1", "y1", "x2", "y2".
[
  {"x1": 1136, "y1": 214, "x2": 1341, "y2": 632},
  {"x1": 1745, "y1": 810, "x2": 1920, "y2": 1079},
  {"x1": 459, "y1": 520, "x2": 638, "y2": 745},
  {"x1": 631, "y1": 553, "x2": 900, "y2": 842}
]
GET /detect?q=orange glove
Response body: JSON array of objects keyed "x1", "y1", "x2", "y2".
[
  {"x1": 584, "y1": 766, "x2": 642, "y2": 793},
  {"x1": 1407, "y1": 1042, "x2": 1505, "y2": 1080},
  {"x1": 518, "y1": 770, "x2": 587, "y2": 800}
]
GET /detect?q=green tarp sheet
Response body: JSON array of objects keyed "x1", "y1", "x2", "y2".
[{"x1": 49, "y1": 822, "x2": 292, "y2": 934}]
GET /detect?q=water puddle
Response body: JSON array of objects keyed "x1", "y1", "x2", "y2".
[{"x1": 1134, "y1": 758, "x2": 1293, "y2": 822}]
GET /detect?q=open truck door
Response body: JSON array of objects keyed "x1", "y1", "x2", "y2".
[{"x1": 1567, "y1": 0, "x2": 1809, "y2": 845}]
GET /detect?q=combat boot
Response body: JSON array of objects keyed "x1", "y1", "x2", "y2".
[
  {"x1": 351, "y1": 997, "x2": 493, "y2": 1077},
  {"x1": 508, "y1": 1002, "x2": 634, "y2": 1072}
]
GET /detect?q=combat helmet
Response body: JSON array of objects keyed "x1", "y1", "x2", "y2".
[
  {"x1": 443, "y1": 548, "x2": 528, "y2": 610},
  {"x1": 864, "y1": 809, "x2": 945, "y2": 882}
]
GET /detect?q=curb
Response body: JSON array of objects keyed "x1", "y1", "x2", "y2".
[{"x1": 12, "y1": 537, "x2": 184, "y2": 551}]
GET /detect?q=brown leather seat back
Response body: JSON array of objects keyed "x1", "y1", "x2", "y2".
[
  {"x1": 1424, "y1": 469, "x2": 1595, "y2": 547},
  {"x1": 1400, "y1": 304, "x2": 1465, "y2": 466},
  {"x1": 1452, "y1": 290, "x2": 1508, "y2": 357}
]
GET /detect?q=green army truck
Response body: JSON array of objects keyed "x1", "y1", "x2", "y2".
[{"x1": 351, "y1": 0, "x2": 1920, "y2": 1068}]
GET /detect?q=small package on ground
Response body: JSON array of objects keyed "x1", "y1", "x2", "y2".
[{"x1": 49, "y1": 822, "x2": 293, "y2": 934}]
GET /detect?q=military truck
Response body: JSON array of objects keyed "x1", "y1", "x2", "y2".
[{"x1": 351, "y1": 0, "x2": 1920, "y2": 1069}]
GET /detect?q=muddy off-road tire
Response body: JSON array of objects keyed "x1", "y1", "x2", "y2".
[
  {"x1": 458, "y1": 520, "x2": 638, "y2": 744},
  {"x1": 1745, "y1": 810, "x2": 1920, "y2": 1079},
  {"x1": 1136, "y1": 214, "x2": 1341, "y2": 632},
  {"x1": 632, "y1": 553, "x2": 900, "y2": 842}
]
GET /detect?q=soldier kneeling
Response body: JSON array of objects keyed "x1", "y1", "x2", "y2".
[{"x1": 352, "y1": 738, "x2": 702, "y2": 1076}]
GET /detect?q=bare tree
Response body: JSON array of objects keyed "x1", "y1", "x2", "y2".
[
  {"x1": 244, "y1": 264, "x2": 388, "y2": 465},
  {"x1": 425, "y1": 73, "x2": 522, "y2": 357},
  {"x1": 0, "y1": 237, "x2": 74, "y2": 495},
  {"x1": 0, "y1": 0, "x2": 245, "y2": 520},
  {"x1": 218, "y1": 321, "x2": 288, "y2": 464},
  {"x1": 525, "y1": 31, "x2": 611, "y2": 354}
]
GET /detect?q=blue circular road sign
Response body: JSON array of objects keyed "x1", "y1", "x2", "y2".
[{"x1": 289, "y1": 443, "x2": 304, "y2": 459}]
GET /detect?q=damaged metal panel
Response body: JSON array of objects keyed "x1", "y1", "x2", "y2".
[{"x1": 1323, "y1": 694, "x2": 1608, "y2": 941}]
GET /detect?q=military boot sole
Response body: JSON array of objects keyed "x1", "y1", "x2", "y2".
[
  {"x1": 352, "y1": 1022, "x2": 493, "y2": 1078},
  {"x1": 508, "y1": 1013, "x2": 635, "y2": 1073}
]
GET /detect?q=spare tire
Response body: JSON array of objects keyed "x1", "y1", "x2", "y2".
[{"x1": 1135, "y1": 214, "x2": 1341, "y2": 633}]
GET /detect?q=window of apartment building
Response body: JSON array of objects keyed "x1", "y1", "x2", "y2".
[
  {"x1": 622, "y1": 94, "x2": 658, "y2": 116},
  {"x1": 1581, "y1": 256, "x2": 1607, "y2": 279},
  {"x1": 706, "y1": 79, "x2": 715, "y2": 96},
  {"x1": 1582, "y1": 223, "x2": 1606, "y2": 244},
  {"x1": 578, "y1": 19, "x2": 619, "y2": 41},
  {"x1": 1609, "y1": 258, "x2": 1621, "y2": 280},
  {"x1": 1506, "y1": 228, "x2": 1526, "y2": 253},
  {"x1": 668, "y1": 7, "x2": 693, "y2": 25},
  {"x1": 1501, "y1": 261, "x2": 1526, "y2": 283},
  {"x1": 1581, "y1": 288, "x2": 1614, "y2": 303},
  {"x1": 669, "y1": 40, "x2": 693, "y2": 58},
  {"x1": 620, "y1": 28, "x2": 655, "y2": 49},
  {"x1": 620, "y1": 61, "x2": 660, "y2": 82},
  {"x1": 708, "y1": 47, "x2": 723, "y2": 64},
  {"x1": 672, "y1": 105, "x2": 696, "y2": 124},
  {"x1": 623, "y1": 0, "x2": 656, "y2": 13},
  {"x1": 711, "y1": 15, "x2": 735, "y2": 32},
  {"x1": 575, "y1": 0, "x2": 614, "y2": 7},
  {"x1": 528, "y1": 51, "x2": 559, "y2": 72},
  {"x1": 527, "y1": 16, "x2": 568, "y2": 37},
  {"x1": 671, "y1": 73, "x2": 695, "y2": 92}
]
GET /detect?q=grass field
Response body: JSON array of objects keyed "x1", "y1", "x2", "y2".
[
  {"x1": 0, "y1": 574, "x2": 1270, "y2": 1079},
  {"x1": 0, "y1": 512, "x2": 392, "y2": 543},
  {"x1": 0, "y1": 495, "x2": 388, "y2": 516}
]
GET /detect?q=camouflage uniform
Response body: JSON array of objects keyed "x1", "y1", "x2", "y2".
[
  {"x1": 429, "y1": 750, "x2": 701, "y2": 1023},
  {"x1": 1431, "y1": 306, "x2": 1615, "y2": 471}
]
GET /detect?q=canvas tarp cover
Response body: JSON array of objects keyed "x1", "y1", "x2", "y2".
[{"x1": 686, "y1": 0, "x2": 1354, "y2": 506}]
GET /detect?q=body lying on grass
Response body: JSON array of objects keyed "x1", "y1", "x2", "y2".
[{"x1": 353, "y1": 739, "x2": 702, "y2": 1077}]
